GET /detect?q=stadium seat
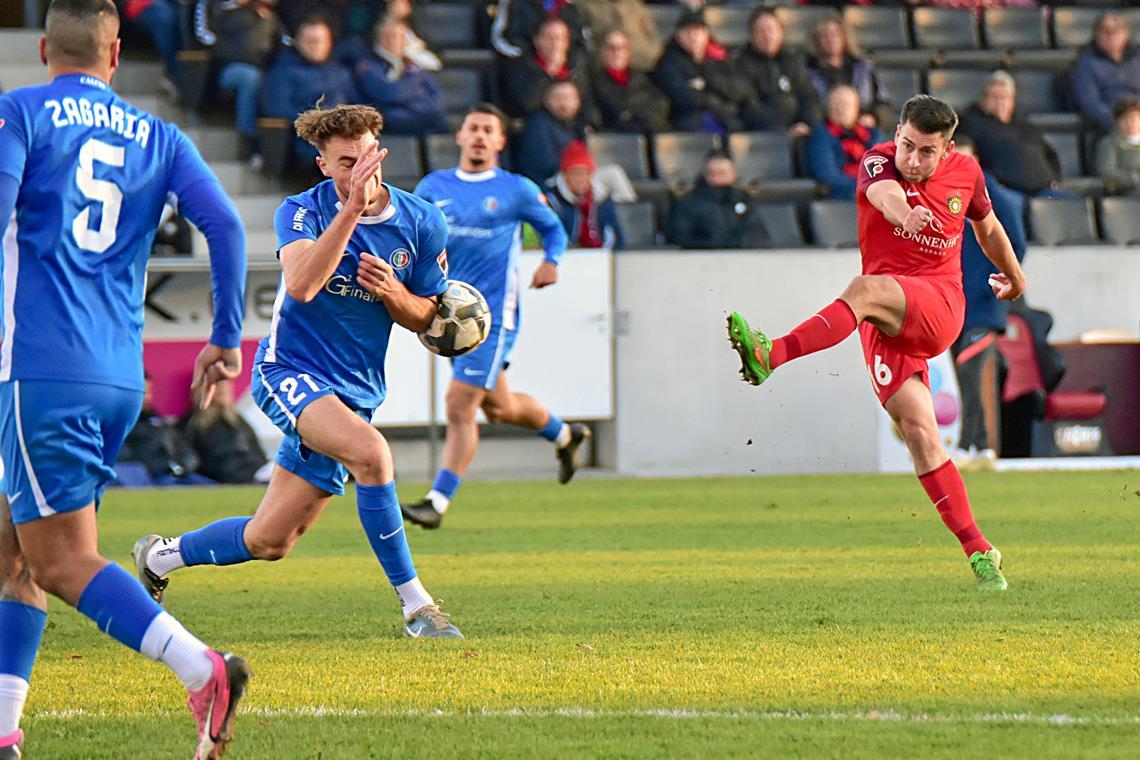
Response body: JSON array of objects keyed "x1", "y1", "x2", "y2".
[
  {"x1": 378, "y1": 135, "x2": 423, "y2": 187},
  {"x1": 1100, "y1": 197, "x2": 1140, "y2": 246},
  {"x1": 876, "y1": 69, "x2": 922, "y2": 107},
  {"x1": 809, "y1": 200, "x2": 857, "y2": 248},
  {"x1": 1028, "y1": 197, "x2": 1098, "y2": 245},
  {"x1": 587, "y1": 133, "x2": 651, "y2": 181},
  {"x1": 773, "y1": 6, "x2": 839, "y2": 50},
  {"x1": 728, "y1": 132, "x2": 794, "y2": 181},
  {"x1": 652, "y1": 132, "x2": 719, "y2": 189},
  {"x1": 912, "y1": 8, "x2": 980, "y2": 50},
  {"x1": 843, "y1": 6, "x2": 910, "y2": 51},
  {"x1": 613, "y1": 201, "x2": 658, "y2": 249},
  {"x1": 1006, "y1": 48, "x2": 1078, "y2": 73},
  {"x1": 754, "y1": 203, "x2": 805, "y2": 248},
  {"x1": 1042, "y1": 131, "x2": 1083, "y2": 177},
  {"x1": 704, "y1": 6, "x2": 752, "y2": 49},
  {"x1": 926, "y1": 69, "x2": 990, "y2": 112},
  {"x1": 870, "y1": 49, "x2": 934, "y2": 69},
  {"x1": 1052, "y1": 7, "x2": 1103, "y2": 48},
  {"x1": 416, "y1": 4, "x2": 479, "y2": 50},
  {"x1": 983, "y1": 8, "x2": 1049, "y2": 50},
  {"x1": 647, "y1": 5, "x2": 683, "y2": 38},
  {"x1": 425, "y1": 133, "x2": 460, "y2": 173},
  {"x1": 1011, "y1": 70, "x2": 1062, "y2": 115},
  {"x1": 434, "y1": 68, "x2": 483, "y2": 115}
]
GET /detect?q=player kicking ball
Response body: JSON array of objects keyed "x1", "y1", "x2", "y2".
[
  {"x1": 134, "y1": 104, "x2": 463, "y2": 638},
  {"x1": 727, "y1": 95, "x2": 1027, "y2": 592},
  {"x1": 401, "y1": 103, "x2": 590, "y2": 530}
]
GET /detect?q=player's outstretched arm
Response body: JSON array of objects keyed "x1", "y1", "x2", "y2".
[
  {"x1": 357, "y1": 253, "x2": 437, "y2": 332},
  {"x1": 971, "y1": 211, "x2": 1027, "y2": 302},
  {"x1": 281, "y1": 147, "x2": 387, "y2": 302},
  {"x1": 517, "y1": 178, "x2": 569, "y2": 289},
  {"x1": 866, "y1": 180, "x2": 933, "y2": 233}
]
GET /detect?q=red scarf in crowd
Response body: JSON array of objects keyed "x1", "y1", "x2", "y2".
[
  {"x1": 576, "y1": 189, "x2": 603, "y2": 249},
  {"x1": 604, "y1": 67, "x2": 630, "y2": 87},
  {"x1": 827, "y1": 120, "x2": 873, "y2": 178},
  {"x1": 536, "y1": 52, "x2": 570, "y2": 80}
]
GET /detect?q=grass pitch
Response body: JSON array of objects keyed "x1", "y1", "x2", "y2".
[{"x1": 23, "y1": 471, "x2": 1140, "y2": 758}]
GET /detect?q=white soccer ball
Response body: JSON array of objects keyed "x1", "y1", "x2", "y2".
[{"x1": 418, "y1": 280, "x2": 492, "y2": 357}]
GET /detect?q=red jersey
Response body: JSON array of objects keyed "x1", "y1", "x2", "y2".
[{"x1": 855, "y1": 141, "x2": 992, "y2": 280}]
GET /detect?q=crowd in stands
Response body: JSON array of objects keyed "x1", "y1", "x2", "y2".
[{"x1": 113, "y1": 1, "x2": 1140, "y2": 249}]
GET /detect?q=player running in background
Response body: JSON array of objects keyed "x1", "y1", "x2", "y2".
[
  {"x1": 727, "y1": 95, "x2": 1027, "y2": 591},
  {"x1": 133, "y1": 104, "x2": 464, "y2": 638},
  {"x1": 401, "y1": 103, "x2": 589, "y2": 530},
  {"x1": 0, "y1": 2, "x2": 250, "y2": 757}
]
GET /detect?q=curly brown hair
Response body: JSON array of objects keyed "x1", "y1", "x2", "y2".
[{"x1": 294, "y1": 103, "x2": 384, "y2": 150}]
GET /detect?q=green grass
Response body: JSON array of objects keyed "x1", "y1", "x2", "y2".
[{"x1": 21, "y1": 471, "x2": 1140, "y2": 758}]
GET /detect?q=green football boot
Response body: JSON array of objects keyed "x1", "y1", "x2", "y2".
[
  {"x1": 726, "y1": 311, "x2": 774, "y2": 386},
  {"x1": 969, "y1": 548, "x2": 1008, "y2": 592}
]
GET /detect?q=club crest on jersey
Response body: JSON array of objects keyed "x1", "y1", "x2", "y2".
[
  {"x1": 947, "y1": 194, "x2": 963, "y2": 215},
  {"x1": 863, "y1": 155, "x2": 888, "y2": 177},
  {"x1": 482, "y1": 197, "x2": 498, "y2": 212},
  {"x1": 389, "y1": 248, "x2": 411, "y2": 270}
]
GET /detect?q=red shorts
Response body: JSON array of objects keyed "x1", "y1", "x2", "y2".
[{"x1": 859, "y1": 275, "x2": 965, "y2": 405}]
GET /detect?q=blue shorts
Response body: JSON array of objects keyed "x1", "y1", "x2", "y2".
[
  {"x1": 451, "y1": 326, "x2": 517, "y2": 391},
  {"x1": 252, "y1": 362, "x2": 373, "y2": 496},
  {"x1": 0, "y1": 380, "x2": 143, "y2": 524}
]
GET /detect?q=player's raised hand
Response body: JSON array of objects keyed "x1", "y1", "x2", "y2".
[
  {"x1": 358, "y1": 252, "x2": 402, "y2": 300},
  {"x1": 346, "y1": 146, "x2": 388, "y2": 213},
  {"x1": 530, "y1": 261, "x2": 558, "y2": 289},
  {"x1": 988, "y1": 272, "x2": 1026, "y2": 302},
  {"x1": 903, "y1": 205, "x2": 934, "y2": 235},
  {"x1": 191, "y1": 343, "x2": 242, "y2": 410}
]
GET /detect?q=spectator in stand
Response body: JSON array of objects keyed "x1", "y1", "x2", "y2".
[
  {"x1": 949, "y1": 137, "x2": 1028, "y2": 472},
  {"x1": 577, "y1": 0, "x2": 661, "y2": 72},
  {"x1": 203, "y1": 0, "x2": 287, "y2": 163},
  {"x1": 117, "y1": 375, "x2": 205, "y2": 486},
  {"x1": 123, "y1": 0, "x2": 182, "y2": 82},
  {"x1": 806, "y1": 17, "x2": 889, "y2": 128},
  {"x1": 515, "y1": 80, "x2": 590, "y2": 184},
  {"x1": 1073, "y1": 13, "x2": 1140, "y2": 133},
  {"x1": 350, "y1": 15, "x2": 448, "y2": 135},
  {"x1": 651, "y1": 10, "x2": 749, "y2": 134},
  {"x1": 736, "y1": 8, "x2": 821, "y2": 136},
  {"x1": 807, "y1": 85, "x2": 882, "y2": 200},
  {"x1": 340, "y1": 0, "x2": 440, "y2": 71},
  {"x1": 958, "y1": 71, "x2": 1067, "y2": 198},
  {"x1": 491, "y1": 0, "x2": 589, "y2": 61},
  {"x1": 1095, "y1": 97, "x2": 1140, "y2": 196},
  {"x1": 260, "y1": 16, "x2": 357, "y2": 165},
  {"x1": 499, "y1": 17, "x2": 592, "y2": 118},
  {"x1": 666, "y1": 149, "x2": 770, "y2": 249},
  {"x1": 182, "y1": 379, "x2": 271, "y2": 484},
  {"x1": 277, "y1": 0, "x2": 350, "y2": 37},
  {"x1": 544, "y1": 141, "x2": 624, "y2": 249},
  {"x1": 590, "y1": 29, "x2": 669, "y2": 133}
]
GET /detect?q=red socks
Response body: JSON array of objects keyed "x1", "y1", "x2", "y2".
[
  {"x1": 768, "y1": 299, "x2": 858, "y2": 370},
  {"x1": 918, "y1": 460, "x2": 992, "y2": 557}
]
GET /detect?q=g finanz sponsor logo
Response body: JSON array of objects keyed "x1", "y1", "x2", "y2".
[{"x1": 325, "y1": 274, "x2": 378, "y2": 302}]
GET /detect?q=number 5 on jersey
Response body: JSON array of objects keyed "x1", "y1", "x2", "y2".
[{"x1": 74, "y1": 137, "x2": 125, "y2": 253}]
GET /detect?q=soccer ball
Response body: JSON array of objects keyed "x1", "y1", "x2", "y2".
[{"x1": 418, "y1": 280, "x2": 492, "y2": 357}]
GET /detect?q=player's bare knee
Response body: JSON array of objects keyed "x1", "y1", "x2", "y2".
[
  {"x1": 247, "y1": 534, "x2": 293, "y2": 561},
  {"x1": 343, "y1": 438, "x2": 392, "y2": 484},
  {"x1": 898, "y1": 416, "x2": 941, "y2": 457}
]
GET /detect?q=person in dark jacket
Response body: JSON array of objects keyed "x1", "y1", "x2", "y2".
[
  {"x1": 182, "y1": 380, "x2": 270, "y2": 484},
  {"x1": 807, "y1": 85, "x2": 882, "y2": 199},
  {"x1": 1072, "y1": 13, "x2": 1140, "y2": 133},
  {"x1": 260, "y1": 16, "x2": 357, "y2": 164},
  {"x1": 650, "y1": 10, "x2": 749, "y2": 134},
  {"x1": 949, "y1": 138, "x2": 1028, "y2": 471},
  {"x1": 958, "y1": 71, "x2": 1066, "y2": 197},
  {"x1": 1095, "y1": 97, "x2": 1140, "y2": 196},
  {"x1": 736, "y1": 8, "x2": 821, "y2": 136},
  {"x1": 806, "y1": 17, "x2": 889, "y2": 128},
  {"x1": 544, "y1": 140, "x2": 624, "y2": 249},
  {"x1": 349, "y1": 15, "x2": 448, "y2": 135},
  {"x1": 499, "y1": 16, "x2": 594, "y2": 118},
  {"x1": 514, "y1": 80, "x2": 590, "y2": 184},
  {"x1": 590, "y1": 29, "x2": 669, "y2": 133},
  {"x1": 490, "y1": 0, "x2": 589, "y2": 61},
  {"x1": 206, "y1": 0, "x2": 287, "y2": 159},
  {"x1": 666, "y1": 149, "x2": 770, "y2": 249}
]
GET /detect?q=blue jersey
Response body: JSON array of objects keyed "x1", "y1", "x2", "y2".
[
  {"x1": 262, "y1": 181, "x2": 449, "y2": 409},
  {"x1": 414, "y1": 168, "x2": 567, "y2": 330},
  {"x1": 0, "y1": 73, "x2": 245, "y2": 392}
]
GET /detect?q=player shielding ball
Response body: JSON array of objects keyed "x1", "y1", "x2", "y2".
[
  {"x1": 133, "y1": 104, "x2": 464, "y2": 638},
  {"x1": 727, "y1": 95, "x2": 1027, "y2": 591},
  {"x1": 0, "y1": 2, "x2": 250, "y2": 757},
  {"x1": 401, "y1": 103, "x2": 590, "y2": 530}
]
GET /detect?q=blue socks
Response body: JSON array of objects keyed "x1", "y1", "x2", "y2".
[
  {"x1": 431, "y1": 469, "x2": 462, "y2": 501},
  {"x1": 356, "y1": 482, "x2": 417, "y2": 586},
  {"x1": 538, "y1": 413, "x2": 564, "y2": 442},
  {"x1": 0, "y1": 601, "x2": 46, "y2": 682},
  {"x1": 179, "y1": 516, "x2": 253, "y2": 567},
  {"x1": 76, "y1": 564, "x2": 162, "y2": 652}
]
